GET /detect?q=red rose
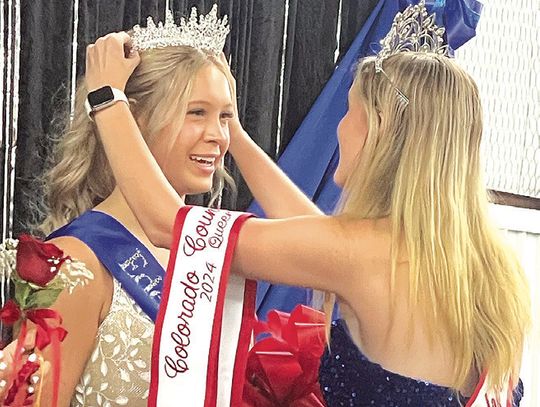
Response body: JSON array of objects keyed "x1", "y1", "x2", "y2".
[
  {"x1": 0, "y1": 299, "x2": 22, "y2": 325},
  {"x1": 16, "y1": 234, "x2": 69, "y2": 287}
]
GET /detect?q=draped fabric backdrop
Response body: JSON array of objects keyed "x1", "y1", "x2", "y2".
[
  {"x1": 7, "y1": 0, "x2": 379, "y2": 237},
  {"x1": 0, "y1": 0, "x2": 21, "y2": 241}
]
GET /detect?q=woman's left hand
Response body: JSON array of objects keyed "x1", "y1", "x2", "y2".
[{"x1": 218, "y1": 53, "x2": 248, "y2": 147}]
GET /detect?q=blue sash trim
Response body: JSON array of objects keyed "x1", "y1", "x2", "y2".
[{"x1": 47, "y1": 211, "x2": 165, "y2": 321}]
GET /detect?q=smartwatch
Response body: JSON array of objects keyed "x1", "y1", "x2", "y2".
[{"x1": 85, "y1": 86, "x2": 129, "y2": 117}]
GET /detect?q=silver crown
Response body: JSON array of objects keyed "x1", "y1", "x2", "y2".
[
  {"x1": 375, "y1": 0, "x2": 448, "y2": 72},
  {"x1": 131, "y1": 5, "x2": 229, "y2": 55},
  {"x1": 374, "y1": 1, "x2": 449, "y2": 107}
]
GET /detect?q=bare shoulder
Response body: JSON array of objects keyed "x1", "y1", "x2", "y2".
[
  {"x1": 47, "y1": 235, "x2": 113, "y2": 322},
  {"x1": 48, "y1": 236, "x2": 101, "y2": 270},
  {"x1": 335, "y1": 215, "x2": 394, "y2": 259},
  {"x1": 332, "y1": 215, "x2": 394, "y2": 286}
]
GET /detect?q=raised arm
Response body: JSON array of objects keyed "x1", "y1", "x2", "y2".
[
  {"x1": 228, "y1": 122, "x2": 323, "y2": 218},
  {"x1": 86, "y1": 33, "x2": 182, "y2": 248},
  {"x1": 220, "y1": 56, "x2": 322, "y2": 218}
]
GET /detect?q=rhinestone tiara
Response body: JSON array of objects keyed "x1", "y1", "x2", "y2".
[
  {"x1": 373, "y1": 0, "x2": 449, "y2": 107},
  {"x1": 131, "y1": 4, "x2": 229, "y2": 55},
  {"x1": 375, "y1": 0, "x2": 449, "y2": 73}
]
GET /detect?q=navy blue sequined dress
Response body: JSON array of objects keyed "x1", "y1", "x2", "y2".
[{"x1": 319, "y1": 319, "x2": 524, "y2": 406}]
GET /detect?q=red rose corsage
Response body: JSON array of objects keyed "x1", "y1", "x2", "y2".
[{"x1": 0, "y1": 235, "x2": 93, "y2": 406}]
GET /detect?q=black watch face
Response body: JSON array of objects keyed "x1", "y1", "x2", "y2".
[{"x1": 88, "y1": 86, "x2": 114, "y2": 107}]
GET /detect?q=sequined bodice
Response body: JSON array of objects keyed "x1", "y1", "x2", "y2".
[
  {"x1": 319, "y1": 319, "x2": 524, "y2": 406},
  {"x1": 70, "y1": 279, "x2": 154, "y2": 406}
]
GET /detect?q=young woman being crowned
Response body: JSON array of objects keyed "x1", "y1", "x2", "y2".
[{"x1": 35, "y1": 5, "x2": 254, "y2": 406}]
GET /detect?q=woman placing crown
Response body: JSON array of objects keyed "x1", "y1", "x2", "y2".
[{"x1": 81, "y1": 1, "x2": 530, "y2": 406}]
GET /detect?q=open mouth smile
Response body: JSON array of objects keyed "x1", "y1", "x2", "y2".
[{"x1": 189, "y1": 155, "x2": 217, "y2": 167}]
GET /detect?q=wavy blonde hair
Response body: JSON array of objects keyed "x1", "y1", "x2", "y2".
[
  {"x1": 39, "y1": 46, "x2": 234, "y2": 235},
  {"x1": 330, "y1": 53, "x2": 530, "y2": 392}
]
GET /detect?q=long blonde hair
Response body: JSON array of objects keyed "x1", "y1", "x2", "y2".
[
  {"x1": 335, "y1": 53, "x2": 530, "y2": 391},
  {"x1": 39, "y1": 46, "x2": 233, "y2": 235}
]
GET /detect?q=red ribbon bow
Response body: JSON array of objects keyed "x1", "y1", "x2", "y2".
[
  {"x1": 0, "y1": 300, "x2": 67, "y2": 350},
  {"x1": 243, "y1": 305, "x2": 327, "y2": 407},
  {"x1": 25, "y1": 308, "x2": 68, "y2": 350}
]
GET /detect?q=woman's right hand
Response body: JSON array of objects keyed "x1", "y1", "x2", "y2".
[{"x1": 85, "y1": 32, "x2": 141, "y2": 92}]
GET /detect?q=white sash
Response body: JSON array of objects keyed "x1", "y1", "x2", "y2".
[
  {"x1": 466, "y1": 373, "x2": 514, "y2": 407},
  {"x1": 149, "y1": 206, "x2": 255, "y2": 407}
]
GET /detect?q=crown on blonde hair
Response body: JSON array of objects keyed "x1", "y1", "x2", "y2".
[
  {"x1": 375, "y1": 0, "x2": 449, "y2": 107},
  {"x1": 131, "y1": 5, "x2": 229, "y2": 55}
]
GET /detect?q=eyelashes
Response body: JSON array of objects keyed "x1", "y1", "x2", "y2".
[
  {"x1": 187, "y1": 109, "x2": 205, "y2": 116},
  {"x1": 187, "y1": 109, "x2": 234, "y2": 121}
]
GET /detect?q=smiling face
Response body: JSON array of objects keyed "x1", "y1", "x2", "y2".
[
  {"x1": 150, "y1": 63, "x2": 234, "y2": 196},
  {"x1": 334, "y1": 85, "x2": 369, "y2": 187}
]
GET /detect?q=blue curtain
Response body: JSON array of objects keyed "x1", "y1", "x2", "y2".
[{"x1": 250, "y1": 0, "x2": 483, "y2": 320}]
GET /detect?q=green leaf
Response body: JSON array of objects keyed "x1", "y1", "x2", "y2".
[
  {"x1": 25, "y1": 288, "x2": 63, "y2": 309},
  {"x1": 14, "y1": 280, "x2": 32, "y2": 309},
  {"x1": 43, "y1": 275, "x2": 64, "y2": 291}
]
